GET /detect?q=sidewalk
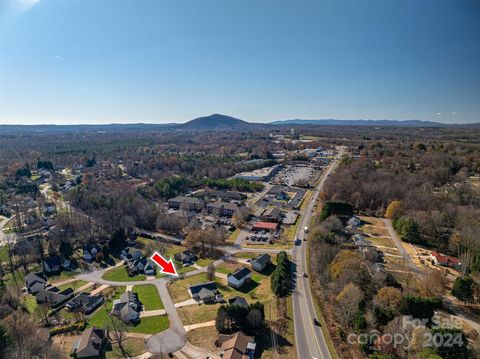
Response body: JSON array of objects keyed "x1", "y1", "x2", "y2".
[
  {"x1": 140, "y1": 309, "x2": 166, "y2": 318},
  {"x1": 90, "y1": 284, "x2": 109, "y2": 295},
  {"x1": 75, "y1": 281, "x2": 94, "y2": 292},
  {"x1": 184, "y1": 320, "x2": 215, "y2": 332},
  {"x1": 174, "y1": 299, "x2": 197, "y2": 308}
]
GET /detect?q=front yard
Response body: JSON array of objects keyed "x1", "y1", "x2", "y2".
[
  {"x1": 169, "y1": 261, "x2": 275, "y2": 325},
  {"x1": 57, "y1": 280, "x2": 88, "y2": 292},
  {"x1": 88, "y1": 287, "x2": 125, "y2": 328},
  {"x1": 128, "y1": 315, "x2": 169, "y2": 334},
  {"x1": 133, "y1": 284, "x2": 163, "y2": 310},
  {"x1": 88, "y1": 286, "x2": 168, "y2": 334},
  {"x1": 102, "y1": 266, "x2": 146, "y2": 282}
]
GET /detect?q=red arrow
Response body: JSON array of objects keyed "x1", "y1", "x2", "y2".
[{"x1": 150, "y1": 251, "x2": 178, "y2": 276}]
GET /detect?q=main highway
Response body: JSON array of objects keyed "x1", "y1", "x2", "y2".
[{"x1": 292, "y1": 148, "x2": 343, "y2": 359}]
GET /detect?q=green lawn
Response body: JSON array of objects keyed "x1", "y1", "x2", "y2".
[
  {"x1": 88, "y1": 286, "x2": 168, "y2": 334},
  {"x1": 0, "y1": 245, "x2": 9, "y2": 263},
  {"x1": 215, "y1": 266, "x2": 232, "y2": 275},
  {"x1": 102, "y1": 266, "x2": 146, "y2": 282},
  {"x1": 128, "y1": 315, "x2": 169, "y2": 335},
  {"x1": 133, "y1": 284, "x2": 163, "y2": 310},
  {"x1": 57, "y1": 280, "x2": 88, "y2": 292},
  {"x1": 22, "y1": 294, "x2": 38, "y2": 313},
  {"x1": 105, "y1": 338, "x2": 146, "y2": 358},
  {"x1": 3, "y1": 270, "x2": 27, "y2": 288},
  {"x1": 196, "y1": 258, "x2": 215, "y2": 267},
  {"x1": 167, "y1": 272, "x2": 239, "y2": 303},
  {"x1": 88, "y1": 287, "x2": 125, "y2": 328},
  {"x1": 47, "y1": 271, "x2": 76, "y2": 283}
]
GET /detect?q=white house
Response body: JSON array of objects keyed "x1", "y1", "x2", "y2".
[{"x1": 227, "y1": 267, "x2": 252, "y2": 289}]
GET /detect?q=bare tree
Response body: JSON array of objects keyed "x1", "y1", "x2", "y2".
[
  {"x1": 335, "y1": 282, "x2": 364, "y2": 324},
  {"x1": 107, "y1": 315, "x2": 129, "y2": 358},
  {"x1": 206, "y1": 264, "x2": 216, "y2": 281}
]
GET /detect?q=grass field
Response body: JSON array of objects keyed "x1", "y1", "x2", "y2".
[
  {"x1": 170, "y1": 263, "x2": 274, "y2": 325},
  {"x1": 0, "y1": 245, "x2": 9, "y2": 263},
  {"x1": 102, "y1": 266, "x2": 146, "y2": 282},
  {"x1": 57, "y1": 280, "x2": 88, "y2": 292},
  {"x1": 47, "y1": 271, "x2": 77, "y2": 284},
  {"x1": 88, "y1": 287, "x2": 125, "y2": 328},
  {"x1": 196, "y1": 258, "x2": 215, "y2": 267},
  {"x1": 128, "y1": 315, "x2": 169, "y2": 334},
  {"x1": 177, "y1": 302, "x2": 220, "y2": 325},
  {"x1": 133, "y1": 284, "x2": 164, "y2": 310},
  {"x1": 225, "y1": 228, "x2": 241, "y2": 244},
  {"x1": 367, "y1": 236, "x2": 396, "y2": 248},
  {"x1": 88, "y1": 286, "x2": 168, "y2": 334},
  {"x1": 187, "y1": 326, "x2": 218, "y2": 354},
  {"x1": 214, "y1": 261, "x2": 242, "y2": 275},
  {"x1": 22, "y1": 294, "x2": 38, "y2": 313},
  {"x1": 105, "y1": 338, "x2": 146, "y2": 358}
]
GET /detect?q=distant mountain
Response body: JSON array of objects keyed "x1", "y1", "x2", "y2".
[
  {"x1": 0, "y1": 123, "x2": 175, "y2": 134},
  {"x1": 270, "y1": 119, "x2": 447, "y2": 127},
  {"x1": 179, "y1": 114, "x2": 251, "y2": 129}
]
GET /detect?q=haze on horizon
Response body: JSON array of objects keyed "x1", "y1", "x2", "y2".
[{"x1": 0, "y1": 0, "x2": 479, "y2": 125}]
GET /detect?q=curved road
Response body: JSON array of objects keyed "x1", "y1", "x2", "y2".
[
  {"x1": 74, "y1": 151, "x2": 343, "y2": 358},
  {"x1": 292, "y1": 148, "x2": 343, "y2": 359},
  {"x1": 76, "y1": 248, "x2": 277, "y2": 355}
]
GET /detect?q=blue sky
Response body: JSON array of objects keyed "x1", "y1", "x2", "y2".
[{"x1": 1, "y1": 0, "x2": 479, "y2": 124}]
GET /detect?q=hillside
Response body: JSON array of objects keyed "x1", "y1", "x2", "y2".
[
  {"x1": 179, "y1": 114, "x2": 250, "y2": 129},
  {"x1": 270, "y1": 119, "x2": 448, "y2": 127}
]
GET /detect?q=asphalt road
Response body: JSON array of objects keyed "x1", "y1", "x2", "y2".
[{"x1": 292, "y1": 149, "x2": 343, "y2": 359}]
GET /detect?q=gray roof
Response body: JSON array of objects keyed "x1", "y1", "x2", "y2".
[
  {"x1": 252, "y1": 254, "x2": 271, "y2": 266},
  {"x1": 120, "y1": 291, "x2": 138, "y2": 304},
  {"x1": 228, "y1": 267, "x2": 251, "y2": 281},
  {"x1": 25, "y1": 272, "x2": 46, "y2": 287},
  {"x1": 36, "y1": 286, "x2": 74, "y2": 307},
  {"x1": 198, "y1": 287, "x2": 216, "y2": 300},
  {"x1": 228, "y1": 296, "x2": 249, "y2": 308},
  {"x1": 189, "y1": 282, "x2": 218, "y2": 296},
  {"x1": 74, "y1": 327, "x2": 105, "y2": 357}
]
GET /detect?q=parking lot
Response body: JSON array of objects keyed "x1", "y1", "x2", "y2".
[{"x1": 272, "y1": 164, "x2": 320, "y2": 187}]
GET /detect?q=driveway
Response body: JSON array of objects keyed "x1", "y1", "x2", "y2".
[
  {"x1": 382, "y1": 218, "x2": 422, "y2": 274},
  {"x1": 77, "y1": 269, "x2": 188, "y2": 354}
]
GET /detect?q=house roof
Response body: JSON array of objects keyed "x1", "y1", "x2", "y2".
[
  {"x1": 44, "y1": 256, "x2": 61, "y2": 267},
  {"x1": 431, "y1": 251, "x2": 460, "y2": 265},
  {"x1": 66, "y1": 292, "x2": 102, "y2": 309},
  {"x1": 29, "y1": 281, "x2": 46, "y2": 294},
  {"x1": 36, "y1": 286, "x2": 74, "y2": 306},
  {"x1": 189, "y1": 282, "x2": 218, "y2": 296},
  {"x1": 252, "y1": 221, "x2": 278, "y2": 230},
  {"x1": 207, "y1": 190, "x2": 246, "y2": 200},
  {"x1": 120, "y1": 304, "x2": 139, "y2": 321},
  {"x1": 123, "y1": 247, "x2": 143, "y2": 257},
  {"x1": 75, "y1": 327, "x2": 105, "y2": 355},
  {"x1": 220, "y1": 331, "x2": 255, "y2": 359},
  {"x1": 169, "y1": 196, "x2": 203, "y2": 205},
  {"x1": 120, "y1": 291, "x2": 138, "y2": 303},
  {"x1": 228, "y1": 296, "x2": 249, "y2": 308},
  {"x1": 25, "y1": 272, "x2": 46, "y2": 286},
  {"x1": 252, "y1": 254, "x2": 271, "y2": 266},
  {"x1": 262, "y1": 207, "x2": 282, "y2": 217},
  {"x1": 228, "y1": 267, "x2": 251, "y2": 281},
  {"x1": 198, "y1": 287, "x2": 215, "y2": 300}
]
